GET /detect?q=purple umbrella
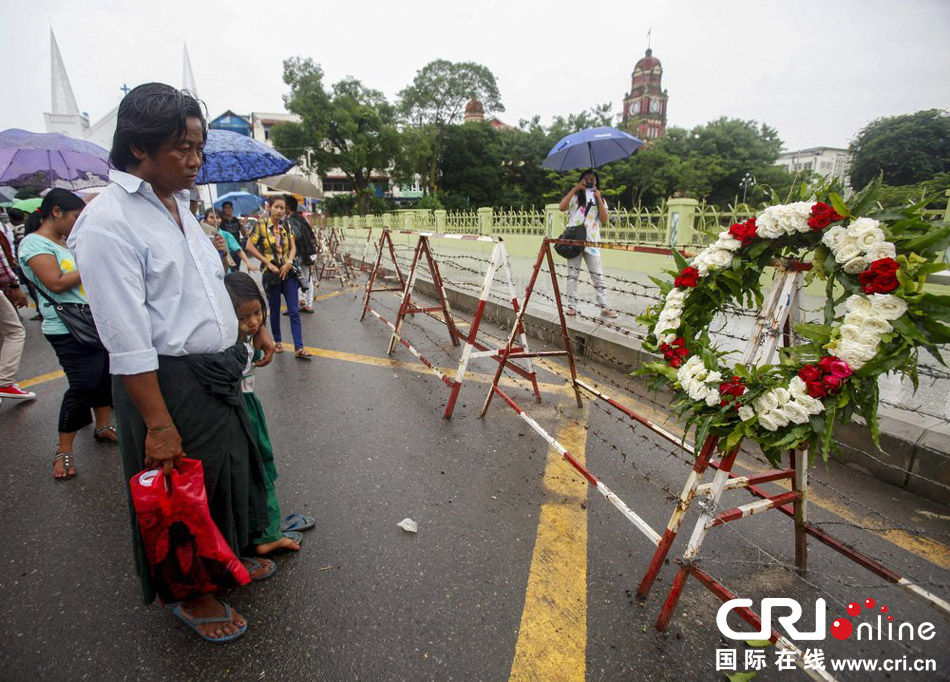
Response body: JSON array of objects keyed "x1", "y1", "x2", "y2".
[{"x1": 0, "y1": 128, "x2": 111, "y2": 190}]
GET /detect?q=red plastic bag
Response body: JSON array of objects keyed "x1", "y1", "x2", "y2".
[{"x1": 130, "y1": 458, "x2": 250, "y2": 603}]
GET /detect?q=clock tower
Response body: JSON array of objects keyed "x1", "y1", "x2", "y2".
[{"x1": 621, "y1": 47, "x2": 668, "y2": 139}]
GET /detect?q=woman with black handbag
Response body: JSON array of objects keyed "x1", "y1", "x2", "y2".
[
  {"x1": 243, "y1": 195, "x2": 311, "y2": 360},
  {"x1": 557, "y1": 169, "x2": 617, "y2": 319},
  {"x1": 17, "y1": 189, "x2": 117, "y2": 480}
]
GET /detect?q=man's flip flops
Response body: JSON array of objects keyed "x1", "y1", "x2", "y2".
[
  {"x1": 172, "y1": 601, "x2": 247, "y2": 643},
  {"x1": 280, "y1": 513, "x2": 316, "y2": 533}
]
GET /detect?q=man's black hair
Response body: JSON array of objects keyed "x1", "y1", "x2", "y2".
[
  {"x1": 6, "y1": 208, "x2": 25, "y2": 223},
  {"x1": 110, "y1": 83, "x2": 207, "y2": 172},
  {"x1": 221, "y1": 201, "x2": 233, "y2": 209},
  {"x1": 283, "y1": 194, "x2": 298, "y2": 212}
]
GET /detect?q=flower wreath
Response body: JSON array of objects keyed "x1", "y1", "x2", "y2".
[{"x1": 638, "y1": 181, "x2": 950, "y2": 464}]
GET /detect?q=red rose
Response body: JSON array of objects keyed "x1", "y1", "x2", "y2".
[
  {"x1": 798, "y1": 364, "x2": 822, "y2": 383},
  {"x1": 807, "y1": 202, "x2": 843, "y2": 230},
  {"x1": 869, "y1": 258, "x2": 899, "y2": 276},
  {"x1": 860, "y1": 270, "x2": 899, "y2": 294},
  {"x1": 805, "y1": 380, "x2": 827, "y2": 399},
  {"x1": 674, "y1": 267, "x2": 700, "y2": 288},
  {"x1": 818, "y1": 355, "x2": 853, "y2": 380},
  {"x1": 670, "y1": 357, "x2": 683, "y2": 368},
  {"x1": 718, "y1": 376, "x2": 746, "y2": 406},
  {"x1": 822, "y1": 374, "x2": 843, "y2": 393},
  {"x1": 728, "y1": 218, "x2": 757, "y2": 246}
]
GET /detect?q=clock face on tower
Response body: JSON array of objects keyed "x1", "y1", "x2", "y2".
[{"x1": 649, "y1": 99, "x2": 661, "y2": 113}]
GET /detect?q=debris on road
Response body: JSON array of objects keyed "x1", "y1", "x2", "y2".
[{"x1": 397, "y1": 518, "x2": 418, "y2": 533}]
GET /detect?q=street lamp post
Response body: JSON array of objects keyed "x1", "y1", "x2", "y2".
[{"x1": 740, "y1": 172, "x2": 755, "y2": 205}]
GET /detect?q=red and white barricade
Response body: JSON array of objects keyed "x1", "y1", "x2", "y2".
[{"x1": 360, "y1": 228, "x2": 540, "y2": 419}]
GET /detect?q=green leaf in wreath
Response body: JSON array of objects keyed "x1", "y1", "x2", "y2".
[
  {"x1": 672, "y1": 247, "x2": 689, "y2": 272},
  {"x1": 829, "y1": 192, "x2": 851, "y2": 218}
]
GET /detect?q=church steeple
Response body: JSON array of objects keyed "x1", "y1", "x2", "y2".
[
  {"x1": 182, "y1": 42, "x2": 199, "y2": 97},
  {"x1": 44, "y1": 28, "x2": 90, "y2": 138},
  {"x1": 50, "y1": 28, "x2": 79, "y2": 115}
]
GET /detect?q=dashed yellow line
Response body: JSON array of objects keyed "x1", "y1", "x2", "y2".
[
  {"x1": 509, "y1": 409, "x2": 590, "y2": 682},
  {"x1": 18, "y1": 370, "x2": 65, "y2": 388}
]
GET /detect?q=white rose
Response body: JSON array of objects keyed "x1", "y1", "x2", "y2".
[
  {"x1": 715, "y1": 236, "x2": 743, "y2": 252},
  {"x1": 842, "y1": 309, "x2": 871, "y2": 328},
  {"x1": 865, "y1": 242, "x2": 897, "y2": 262},
  {"x1": 836, "y1": 339, "x2": 878, "y2": 368},
  {"x1": 868, "y1": 293, "x2": 908, "y2": 321},
  {"x1": 835, "y1": 241, "x2": 862, "y2": 264},
  {"x1": 772, "y1": 387, "x2": 791, "y2": 406},
  {"x1": 788, "y1": 376, "x2": 808, "y2": 399},
  {"x1": 838, "y1": 323, "x2": 864, "y2": 342},
  {"x1": 857, "y1": 228, "x2": 885, "y2": 251},
  {"x1": 705, "y1": 391, "x2": 720, "y2": 407},
  {"x1": 845, "y1": 295, "x2": 872, "y2": 315},
  {"x1": 665, "y1": 289, "x2": 686, "y2": 305},
  {"x1": 705, "y1": 371, "x2": 723, "y2": 384},
  {"x1": 769, "y1": 409, "x2": 790, "y2": 428},
  {"x1": 783, "y1": 400, "x2": 811, "y2": 425},
  {"x1": 796, "y1": 394, "x2": 825, "y2": 415},
  {"x1": 862, "y1": 316, "x2": 892, "y2": 336},
  {"x1": 758, "y1": 412, "x2": 782, "y2": 431},
  {"x1": 848, "y1": 217, "x2": 882, "y2": 239},
  {"x1": 659, "y1": 333, "x2": 677, "y2": 344},
  {"x1": 738, "y1": 405, "x2": 756, "y2": 422},
  {"x1": 702, "y1": 248, "x2": 733, "y2": 270},
  {"x1": 783, "y1": 202, "x2": 813, "y2": 233},
  {"x1": 843, "y1": 256, "x2": 869, "y2": 274},
  {"x1": 822, "y1": 226, "x2": 847, "y2": 251},
  {"x1": 753, "y1": 392, "x2": 779, "y2": 413},
  {"x1": 756, "y1": 216, "x2": 784, "y2": 239},
  {"x1": 688, "y1": 381, "x2": 711, "y2": 402}
]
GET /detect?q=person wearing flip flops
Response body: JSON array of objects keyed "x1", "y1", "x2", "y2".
[
  {"x1": 224, "y1": 272, "x2": 316, "y2": 556},
  {"x1": 17, "y1": 189, "x2": 118, "y2": 480},
  {"x1": 70, "y1": 84, "x2": 275, "y2": 644},
  {"x1": 558, "y1": 169, "x2": 618, "y2": 319}
]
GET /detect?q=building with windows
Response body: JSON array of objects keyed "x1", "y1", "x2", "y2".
[
  {"x1": 775, "y1": 147, "x2": 851, "y2": 186},
  {"x1": 621, "y1": 48, "x2": 668, "y2": 139}
]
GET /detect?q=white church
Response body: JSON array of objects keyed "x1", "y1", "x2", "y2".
[{"x1": 43, "y1": 29, "x2": 200, "y2": 152}]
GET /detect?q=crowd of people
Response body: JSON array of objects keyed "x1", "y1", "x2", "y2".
[{"x1": 0, "y1": 81, "x2": 617, "y2": 644}]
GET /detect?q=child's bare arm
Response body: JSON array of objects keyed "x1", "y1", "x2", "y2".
[{"x1": 252, "y1": 325, "x2": 276, "y2": 367}]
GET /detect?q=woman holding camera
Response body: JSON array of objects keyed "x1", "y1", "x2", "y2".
[
  {"x1": 558, "y1": 169, "x2": 617, "y2": 318},
  {"x1": 244, "y1": 196, "x2": 311, "y2": 359}
]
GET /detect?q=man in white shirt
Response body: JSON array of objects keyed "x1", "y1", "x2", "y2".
[{"x1": 70, "y1": 83, "x2": 271, "y2": 643}]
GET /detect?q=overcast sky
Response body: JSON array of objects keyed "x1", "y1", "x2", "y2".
[{"x1": 2, "y1": 0, "x2": 948, "y2": 151}]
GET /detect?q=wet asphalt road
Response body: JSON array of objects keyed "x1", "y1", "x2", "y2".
[{"x1": 0, "y1": 282, "x2": 948, "y2": 681}]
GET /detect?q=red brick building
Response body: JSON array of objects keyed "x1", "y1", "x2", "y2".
[{"x1": 621, "y1": 48, "x2": 668, "y2": 139}]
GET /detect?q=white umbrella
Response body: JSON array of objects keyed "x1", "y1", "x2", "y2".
[{"x1": 262, "y1": 171, "x2": 323, "y2": 199}]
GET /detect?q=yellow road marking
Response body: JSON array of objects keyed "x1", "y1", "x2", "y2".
[
  {"x1": 510, "y1": 409, "x2": 590, "y2": 682},
  {"x1": 18, "y1": 370, "x2": 65, "y2": 388},
  {"x1": 535, "y1": 359, "x2": 950, "y2": 570}
]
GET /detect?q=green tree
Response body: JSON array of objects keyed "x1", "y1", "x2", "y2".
[
  {"x1": 272, "y1": 57, "x2": 400, "y2": 215},
  {"x1": 439, "y1": 121, "x2": 505, "y2": 209},
  {"x1": 849, "y1": 109, "x2": 950, "y2": 188},
  {"x1": 397, "y1": 60, "x2": 503, "y2": 194}
]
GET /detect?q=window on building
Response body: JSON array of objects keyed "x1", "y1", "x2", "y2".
[{"x1": 324, "y1": 178, "x2": 352, "y2": 192}]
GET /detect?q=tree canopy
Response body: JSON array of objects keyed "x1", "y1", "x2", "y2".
[
  {"x1": 849, "y1": 109, "x2": 950, "y2": 187},
  {"x1": 272, "y1": 57, "x2": 400, "y2": 214}
]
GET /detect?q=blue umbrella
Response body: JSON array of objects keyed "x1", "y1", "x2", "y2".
[
  {"x1": 0, "y1": 128, "x2": 111, "y2": 189},
  {"x1": 213, "y1": 191, "x2": 264, "y2": 216},
  {"x1": 197, "y1": 129, "x2": 296, "y2": 184},
  {"x1": 541, "y1": 126, "x2": 643, "y2": 172}
]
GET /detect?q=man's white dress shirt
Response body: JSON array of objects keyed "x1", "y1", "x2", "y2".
[{"x1": 69, "y1": 170, "x2": 237, "y2": 375}]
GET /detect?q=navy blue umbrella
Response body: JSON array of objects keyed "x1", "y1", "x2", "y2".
[
  {"x1": 197, "y1": 129, "x2": 296, "y2": 184},
  {"x1": 541, "y1": 126, "x2": 643, "y2": 172},
  {"x1": 213, "y1": 191, "x2": 264, "y2": 216}
]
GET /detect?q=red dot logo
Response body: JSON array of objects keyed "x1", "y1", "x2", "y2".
[
  {"x1": 846, "y1": 602, "x2": 861, "y2": 616},
  {"x1": 880, "y1": 605, "x2": 888, "y2": 614},
  {"x1": 864, "y1": 598, "x2": 875, "y2": 609},
  {"x1": 831, "y1": 618, "x2": 853, "y2": 640},
  {"x1": 888, "y1": 616, "x2": 893, "y2": 621}
]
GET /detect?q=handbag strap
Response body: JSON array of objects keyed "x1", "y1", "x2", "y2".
[{"x1": 33, "y1": 281, "x2": 67, "y2": 310}]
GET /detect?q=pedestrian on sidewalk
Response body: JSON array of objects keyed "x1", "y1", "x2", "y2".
[
  {"x1": 558, "y1": 169, "x2": 617, "y2": 319},
  {"x1": 69, "y1": 83, "x2": 272, "y2": 643},
  {"x1": 201, "y1": 208, "x2": 258, "y2": 274},
  {"x1": 218, "y1": 201, "x2": 244, "y2": 247},
  {"x1": 244, "y1": 196, "x2": 311, "y2": 359},
  {"x1": 284, "y1": 195, "x2": 317, "y2": 313},
  {"x1": 224, "y1": 272, "x2": 316, "y2": 555},
  {"x1": 0, "y1": 227, "x2": 35, "y2": 406},
  {"x1": 17, "y1": 189, "x2": 115, "y2": 480}
]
